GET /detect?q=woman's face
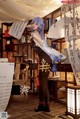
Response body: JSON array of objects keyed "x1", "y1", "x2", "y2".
[{"x1": 32, "y1": 22, "x2": 39, "y2": 30}]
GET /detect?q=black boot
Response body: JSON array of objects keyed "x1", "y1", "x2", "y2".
[
  {"x1": 44, "y1": 106, "x2": 50, "y2": 112},
  {"x1": 44, "y1": 103, "x2": 50, "y2": 112},
  {"x1": 35, "y1": 104, "x2": 45, "y2": 112}
]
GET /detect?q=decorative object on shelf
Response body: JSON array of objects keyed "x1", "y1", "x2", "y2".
[
  {"x1": 20, "y1": 85, "x2": 29, "y2": 95},
  {"x1": 66, "y1": 84, "x2": 80, "y2": 119},
  {"x1": 5, "y1": 40, "x2": 14, "y2": 52},
  {"x1": 21, "y1": 35, "x2": 26, "y2": 43},
  {"x1": 4, "y1": 30, "x2": 10, "y2": 37}
]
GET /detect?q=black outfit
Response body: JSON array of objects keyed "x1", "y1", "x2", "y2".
[{"x1": 33, "y1": 45, "x2": 52, "y2": 112}]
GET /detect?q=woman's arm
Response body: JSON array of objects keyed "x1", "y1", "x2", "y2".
[{"x1": 32, "y1": 30, "x2": 43, "y2": 46}]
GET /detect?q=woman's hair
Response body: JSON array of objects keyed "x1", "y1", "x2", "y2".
[
  {"x1": 31, "y1": 17, "x2": 45, "y2": 40},
  {"x1": 31, "y1": 17, "x2": 44, "y2": 30}
]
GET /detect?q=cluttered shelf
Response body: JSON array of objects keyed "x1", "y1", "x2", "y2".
[{"x1": 48, "y1": 63, "x2": 74, "y2": 104}]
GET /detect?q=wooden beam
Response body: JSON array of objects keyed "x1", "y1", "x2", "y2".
[{"x1": 43, "y1": 7, "x2": 62, "y2": 19}]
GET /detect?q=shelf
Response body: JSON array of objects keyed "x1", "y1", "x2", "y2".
[
  {"x1": 2, "y1": 36, "x2": 16, "y2": 40},
  {"x1": 56, "y1": 63, "x2": 73, "y2": 72},
  {"x1": 14, "y1": 43, "x2": 31, "y2": 46},
  {"x1": 3, "y1": 50, "x2": 17, "y2": 52},
  {"x1": 48, "y1": 79, "x2": 66, "y2": 101},
  {"x1": 2, "y1": 22, "x2": 12, "y2": 26}
]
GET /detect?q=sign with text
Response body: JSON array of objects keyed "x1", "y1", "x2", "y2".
[
  {"x1": 9, "y1": 21, "x2": 28, "y2": 39},
  {"x1": 61, "y1": 4, "x2": 80, "y2": 85},
  {"x1": 0, "y1": 63, "x2": 14, "y2": 111}
]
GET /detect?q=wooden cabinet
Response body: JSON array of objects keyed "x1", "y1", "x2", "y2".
[
  {"x1": 48, "y1": 79, "x2": 66, "y2": 101},
  {"x1": 1, "y1": 23, "x2": 34, "y2": 62},
  {"x1": 1, "y1": 23, "x2": 18, "y2": 62}
]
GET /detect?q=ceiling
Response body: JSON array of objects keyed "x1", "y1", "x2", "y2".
[{"x1": 0, "y1": 0, "x2": 62, "y2": 22}]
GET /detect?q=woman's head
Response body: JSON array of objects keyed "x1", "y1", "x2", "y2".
[{"x1": 31, "y1": 17, "x2": 44, "y2": 30}]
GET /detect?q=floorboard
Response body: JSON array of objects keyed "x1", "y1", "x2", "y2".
[{"x1": 6, "y1": 94, "x2": 73, "y2": 119}]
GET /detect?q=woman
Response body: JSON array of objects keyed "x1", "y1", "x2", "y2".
[{"x1": 30, "y1": 17, "x2": 66, "y2": 112}]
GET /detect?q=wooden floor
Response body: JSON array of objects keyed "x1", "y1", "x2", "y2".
[{"x1": 7, "y1": 93, "x2": 73, "y2": 119}]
